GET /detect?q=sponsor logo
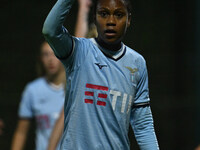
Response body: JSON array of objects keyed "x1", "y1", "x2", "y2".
[
  {"x1": 95, "y1": 63, "x2": 107, "y2": 69},
  {"x1": 84, "y1": 83, "x2": 133, "y2": 114}
]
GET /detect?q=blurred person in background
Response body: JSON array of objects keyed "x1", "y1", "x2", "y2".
[
  {"x1": 11, "y1": 41, "x2": 66, "y2": 150},
  {"x1": 47, "y1": 0, "x2": 97, "y2": 149},
  {"x1": 12, "y1": 0, "x2": 94, "y2": 150},
  {"x1": 0, "y1": 119, "x2": 4, "y2": 136}
]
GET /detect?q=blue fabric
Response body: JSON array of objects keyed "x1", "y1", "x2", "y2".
[
  {"x1": 43, "y1": 0, "x2": 159, "y2": 149},
  {"x1": 19, "y1": 77, "x2": 65, "y2": 150}
]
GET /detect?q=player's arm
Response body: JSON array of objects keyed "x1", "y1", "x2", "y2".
[
  {"x1": 42, "y1": 0, "x2": 75, "y2": 59},
  {"x1": 11, "y1": 84, "x2": 33, "y2": 150},
  {"x1": 74, "y1": 0, "x2": 91, "y2": 37},
  {"x1": 130, "y1": 58, "x2": 159, "y2": 150},
  {"x1": 131, "y1": 106, "x2": 159, "y2": 150},
  {"x1": 11, "y1": 119, "x2": 31, "y2": 150},
  {"x1": 47, "y1": 108, "x2": 64, "y2": 150}
]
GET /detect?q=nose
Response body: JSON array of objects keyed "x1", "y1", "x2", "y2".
[
  {"x1": 48, "y1": 53, "x2": 56, "y2": 61},
  {"x1": 106, "y1": 15, "x2": 116, "y2": 26}
]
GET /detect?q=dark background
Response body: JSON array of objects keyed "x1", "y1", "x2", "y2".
[{"x1": 0, "y1": 0, "x2": 200, "y2": 149}]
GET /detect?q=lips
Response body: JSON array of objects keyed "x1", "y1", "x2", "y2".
[
  {"x1": 104, "y1": 29, "x2": 117, "y2": 37},
  {"x1": 49, "y1": 64, "x2": 55, "y2": 70}
]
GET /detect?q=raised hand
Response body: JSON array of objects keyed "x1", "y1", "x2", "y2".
[{"x1": 78, "y1": 0, "x2": 92, "y2": 13}]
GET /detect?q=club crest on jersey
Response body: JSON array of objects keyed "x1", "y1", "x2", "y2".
[{"x1": 125, "y1": 67, "x2": 138, "y2": 83}]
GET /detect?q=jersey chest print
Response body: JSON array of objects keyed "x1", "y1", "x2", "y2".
[{"x1": 84, "y1": 83, "x2": 133, "y2": 114}]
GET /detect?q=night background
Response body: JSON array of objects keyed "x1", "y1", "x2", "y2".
[{"x1": 0, "y1": 0, "x2": 200, "y2": 149}]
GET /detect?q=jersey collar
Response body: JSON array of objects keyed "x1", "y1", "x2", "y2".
[{"x1": 90, "y1": 38, "x2": 126, "y2": 61}]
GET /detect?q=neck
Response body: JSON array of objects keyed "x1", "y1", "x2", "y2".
[
  {"x1": 45, "y1": 71, "x2": 65, "y2": 85},
  {"x1": 95, "y1": 38, "x2": 122, "y2": 51}
]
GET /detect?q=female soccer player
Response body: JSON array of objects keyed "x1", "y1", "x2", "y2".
[
  {"x1": 43, "y1": 0, "x2": 159, "y2": 149},
  {"x1": 11, "y1": 42, "x2": 65, "y2": 150}
]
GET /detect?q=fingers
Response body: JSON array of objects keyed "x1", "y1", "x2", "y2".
[
  {"x1": 78, "y1": 0, "x2": 92, "y2": 8},
  {"x1": 78, "y1": 0, "x2": 92, "y2": 14}
]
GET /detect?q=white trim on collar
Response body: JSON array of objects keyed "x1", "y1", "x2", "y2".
[{"x1": 90, "y1": 38, "x2": 126, "y2": 60}]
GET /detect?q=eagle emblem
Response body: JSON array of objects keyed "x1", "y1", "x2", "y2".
[{"x1": 125, "y1": 67, "x2": 138, "y2": 83}]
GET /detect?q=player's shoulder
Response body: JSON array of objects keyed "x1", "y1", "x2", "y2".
[
  {"x1": 73, "y1": 37, "x2": 92, "y2": 45},
  {"x1": 25, "y1": 77, "x2": 46, "y2": 90},
  {"x1": 71, "y1": 37, "x2": 94, "y2": 53},
  {"x1": 73, "y1": 37, "x2": 97, "y2": 47},
  {"x1": 125, "y1": 45, "x2": 146, "y2": 64}
]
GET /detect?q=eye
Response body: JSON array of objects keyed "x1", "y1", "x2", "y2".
[
  {"x1": 115, "y1": 12, "x2": 124, "y2": 18},
  {"x1": 98, "y1": 11, "x2": 109, "y2": 18},
  {"x1": 41, "y1": 51, "x2": 51, "y2": 57}
]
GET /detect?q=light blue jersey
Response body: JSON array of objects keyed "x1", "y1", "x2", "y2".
[
  {"x1": 42, "y1": 0, "x2": 159, "y2": 149},
  {"x1": 58, "y1": 38, "x2": 158, "y2": 150},
  {"x1": 19, "y1": 77, "x2": 65, "y2": 150}
]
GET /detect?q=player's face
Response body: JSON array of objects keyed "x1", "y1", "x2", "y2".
[
  {"x1": 95, "y1": 0, "x2": 131, "y2": 45},
  {"x1": 40, "y1": 43, "x2": 63, "y2": 76}
]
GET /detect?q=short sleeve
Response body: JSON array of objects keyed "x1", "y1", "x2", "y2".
[
  {"x1": 18, "y1": 85, "x2": 33, "y2": 118},
  {"x1": 134, "y1": 58, "x2": 150, "y2": 106}
]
